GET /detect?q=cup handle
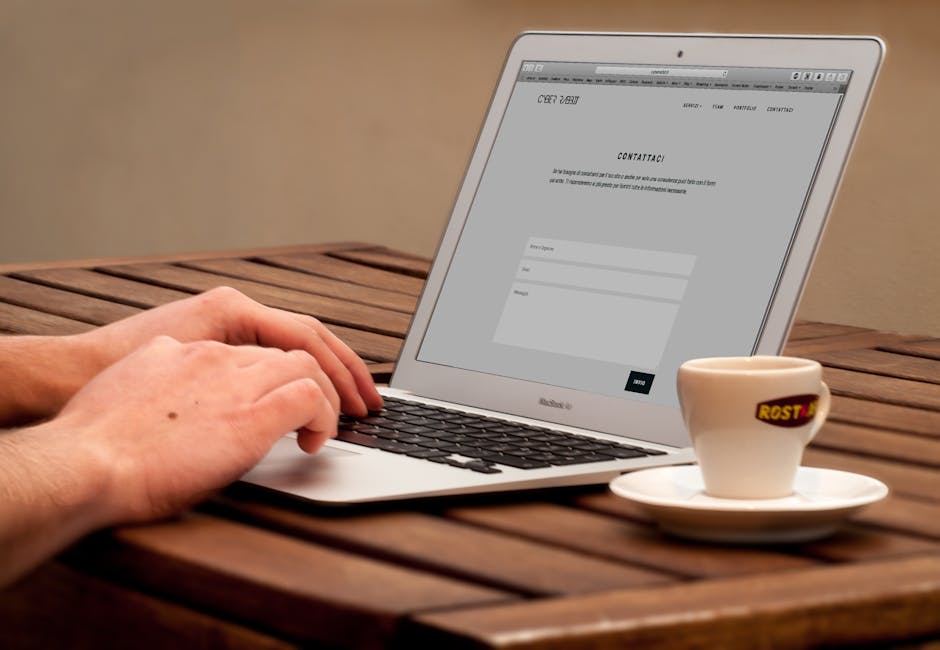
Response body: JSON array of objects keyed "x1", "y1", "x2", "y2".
[{"x1": 807, "y1": 380, "x2": 831, "y2": 443}]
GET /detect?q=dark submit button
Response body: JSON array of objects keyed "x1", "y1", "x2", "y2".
[{"x1": 625, "y1": 371, "x2": 655, "y2": 395}]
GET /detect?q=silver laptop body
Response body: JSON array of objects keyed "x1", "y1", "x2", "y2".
[{"x1": 243, "y1": 32, "x2": 883, "y2": 503}]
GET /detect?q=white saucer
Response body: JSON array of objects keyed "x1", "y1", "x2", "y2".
[{"x1": 609, "y1": 465, "x2": 888, "y2": 544}]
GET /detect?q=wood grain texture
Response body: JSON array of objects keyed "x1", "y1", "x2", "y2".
[
  {"x1": 0, "y1": 241, "x2": 376, "y2": 275},
  {"x1": 69, "y1": 513, "x2": 513, "y2": 649},
  {"x1": 0, "y1": 275, "x2": 140, "y2": 325},
  {"x1": 828, "y1": 395, "x2": 940, "y2": 438},
  {"x1": 443, "y1": 501, "x2": 815, "y2": 579},
  {"x1": 409, "y1": 554, "x2": 940, "y2": 650},
  {"x1": 815, "y1": 348, "x2": 940, "y2": 385},
  {"x1": 366, "y1": 361, "x2": 396, "y2": 383},
  {"x1": 259, "y1": 253, "x2": 426, "y2": 297},
  {"x1": 783, "y1": 331, "x2": 912, "y2": 356},
  {"x1": 856, "y1": 495, "x2": 940, "y2": 541},
  {"x1": 0, "y1": 563, "x2": 298, "y2": 650},
  {"x1": 823, "y1": 366, "x2": 940, "y2": 411},
  {"x1": 331, "y1": 249, "x2": 431, "y2": 278},
  {"x1": 803, "y1": 447, "x2": 940, "y2": 503},
  {"x1": 787, "y1": 321, "x2": 877, "y2": 341},
  {"x1": 2, "y1": 244, "x2": 938, "y2": 650},
  {"x1": 180, "y1": 258, "x2": 418, "y2": 314},
  {"x1": 573, "y1": 487, "x2": 940, "y2": 558},
  {"x1": 323, "y1": 323, "x2": 402, "y2": 362},
  {"x1": 207, "y1": 495, "x2": 673, "y2": 597},
  {"x1": 880, "y1": 339, "x2": 940, "y2": 361},
  {"x1": 0, "y1": 302, "x2": 95, "y2": 335},
  {"x1": 14, "y1": 267, "x2": 193, "y2": 308},
  {"x1": 794, "y1": 525, "x2": 940, "y2": 563},
  {"x1": 99, "y1": 263, "x2": 411, "y2": 337},
  {"x1": 812, "y1": 420, "x2": 940, "y2": 467}
]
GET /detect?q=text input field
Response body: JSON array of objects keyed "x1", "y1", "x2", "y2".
[
  {"x1": 525, "y1": 238, "x2": 695, "y2": 276},
  {"x1": 517, "y1": 259, "x2": 688, "y2": 301}
]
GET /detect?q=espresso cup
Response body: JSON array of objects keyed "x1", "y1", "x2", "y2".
[{"x1": 677, "y1": 356, "x2": 830, "y2": 499}]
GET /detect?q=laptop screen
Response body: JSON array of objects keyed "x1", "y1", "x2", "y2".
[{"x1": 416, "y1": 60, "x2": 850, "y2": 408}]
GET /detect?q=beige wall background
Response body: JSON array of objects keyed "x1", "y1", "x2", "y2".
[{"x1": 1, "y1": 0, "x2": 937, "y2": 335}]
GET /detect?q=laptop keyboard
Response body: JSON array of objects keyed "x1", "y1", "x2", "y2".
[{"x1": 336, "y1": 395, "x2": 666, "y2": 474}]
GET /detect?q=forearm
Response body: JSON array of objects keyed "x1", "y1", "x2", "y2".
[
  {"x1": 0, "y1": 335, "x2": 101, "y2": 426},
  {"x1": 0, "y1": 423, "x2": 114, "y2": 588}
]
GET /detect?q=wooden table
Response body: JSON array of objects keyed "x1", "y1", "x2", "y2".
[{"x1": 1, "y1": 242, "x2": 938, "y2": 649}]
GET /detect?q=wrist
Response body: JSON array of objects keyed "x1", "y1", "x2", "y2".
[
  {"x1": 18, "y1": 420, "x2": 118, "y2": 528},
  {"x1": 0, "y1": 421, "x2": 119, "y2": 585}
]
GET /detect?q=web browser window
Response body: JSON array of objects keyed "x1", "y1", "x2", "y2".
[{"x1": 417, "y1": 61, "x2": 850, "y2": 407}]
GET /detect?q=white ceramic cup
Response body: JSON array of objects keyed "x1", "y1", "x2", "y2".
[{"x1": 677, "y1": 356, "x2": 831, "y2": 499}]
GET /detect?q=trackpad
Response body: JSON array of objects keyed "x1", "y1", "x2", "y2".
[{"x1": 317, "y1": 444, "x2": 361, "y2": 460}]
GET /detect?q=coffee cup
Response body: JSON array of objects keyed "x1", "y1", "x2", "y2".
[{"x1": 676, "y1": 356, "x2": 830, "y2": 499}]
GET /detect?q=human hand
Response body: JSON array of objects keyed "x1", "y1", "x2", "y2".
[
  {"x1": 70, "y1": 286, "x2": 382, "y2": 417},
  {"x1": 54, "y1": 335, "x2": 339, "y2": 522}
]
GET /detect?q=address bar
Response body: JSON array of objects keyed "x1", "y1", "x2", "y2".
[{"x1": 594, "y1": 66, "x2": 728, "y2": 78}]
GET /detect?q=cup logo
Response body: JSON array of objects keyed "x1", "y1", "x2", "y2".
[{"x1": 755, "y1": 394, "x2": 819, "y2": 428}]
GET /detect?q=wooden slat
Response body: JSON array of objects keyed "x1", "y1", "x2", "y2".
[
  {"x1": 99, "y1": 263, "x2": 411, "y2": 337},
  {"x1": 795, "y1": 525, "x2": 940, "y2": 563},
  {"x1": 70, "y1": 513, "x2": 513, "y2": 649},
  {"x1": 783, "y1": 331, "x2": 912, "y2": 356},
  {"x1": 14, "y1": 267, "x2": 193, "y2": 308},
  {"x1": 367, "y1": 361, "x2": 396, "y2": 383},
  {"x1": 803, "y1": 447, "x2": 940, "y2": 503},
  {"x1": 856, "y1": 495, "x2": 940, "y2": 541},
  {"x1": 812, "y1": 420, "x2": 940, "y2": 467},
  {"x1": 321, "y1": 323, "x2": 402, "y2": 363},
  {"x1": 0, "y1": 276, "x2": 140, "y2": 325},
  {"x1": 0, "y1": 302, "x2": 95, "y2": 335},
  {"x1": 0, "y1": 241, "x2": 374, "y2": 275},
  {"x1": 815, "y1": 348, "x2": 940, "y2": 385},
  {"x1": 0, "y1": 562, "x2": 297, "y2": 650},
  {"x1": 208, "y1": 495, "x2": 674, "y2": 597},
  {"x1": 570, "y1": 489, "x2": 656, "y2": 524},
  {"x1": 787, "y1": 321, "x2": 875, "y2": 341},
  {"x1": 444, "y1": 501, "x2": 816, "y2": 579},
  {"x1": 828, "y1": 395, "x2": 940, "y2": 438},
  {"x1": 823, "y1": 366, "x2": 940, "y2": 411},
  {"x1": 2, "y1": 269, "x2": 403, "y2": 362},
  {"x1": 180, "y1": 258, "x2": 418, "y2": 314},
  {"x1": 259, "y1": 253, "x2": 426, "y2": 297},
  {"x1": 880, "y1": 339, "x2": 940, "y2": 362},
  {"x1": 331, "y1": 248, "x2": 431, "y2": 278},
  {"x1": 410, "y1": 554, "x2": 940, "y2": 650}
]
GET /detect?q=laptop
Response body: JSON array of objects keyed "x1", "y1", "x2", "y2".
[{"x1": 242, "y1": 32, "x2": 884, "y2": 503}]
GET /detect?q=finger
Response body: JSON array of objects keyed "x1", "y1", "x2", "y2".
[
  {"x1": 243, "y1": 349, "x2": 341, "y2": 415},
  {"x1": 253, "y1": 308, "x2": 371, "y2": 416},
  {"x1": 296, "y1": 427, "x2": 334, "y2": 454},
  {"x1": 245, "y1": 378, "x2": 338, "y2": 452},
  {"x1": 306, "y1": 318, "x2": 384, "y2": 412},
  {"x1": 221, "y1": 294, "x2": 378, "y2": 416},
  {"x1": 219, "y1": 342, "x2": 281, "y2": 367}
]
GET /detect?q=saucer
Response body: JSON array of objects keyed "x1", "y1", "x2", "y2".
[{"x1": 608, "y1": 465, "x2": 888, "y2": 544}]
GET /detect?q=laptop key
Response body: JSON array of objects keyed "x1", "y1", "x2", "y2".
[
  {"x1": 397, "y1": 425, "x2": 437, "y2": 435},
  {"x1": 464, "y1": 461, "x2": 502, "y2": 474},
  {"x1": 597, "y1": 446, "x2": 648, "y2": 459},
  {"x1": 405, "y1": 449, "x2": 451, "y2": 459},
  {"x1": 478, "y1": 453, "x2": 551, "y2": 470},
  {"x1": 546, "y1": 453, "x2": 615, "y2": 465},
  {"x1": 336, "y1": 430, "x2": 383, "y2": 448}
]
